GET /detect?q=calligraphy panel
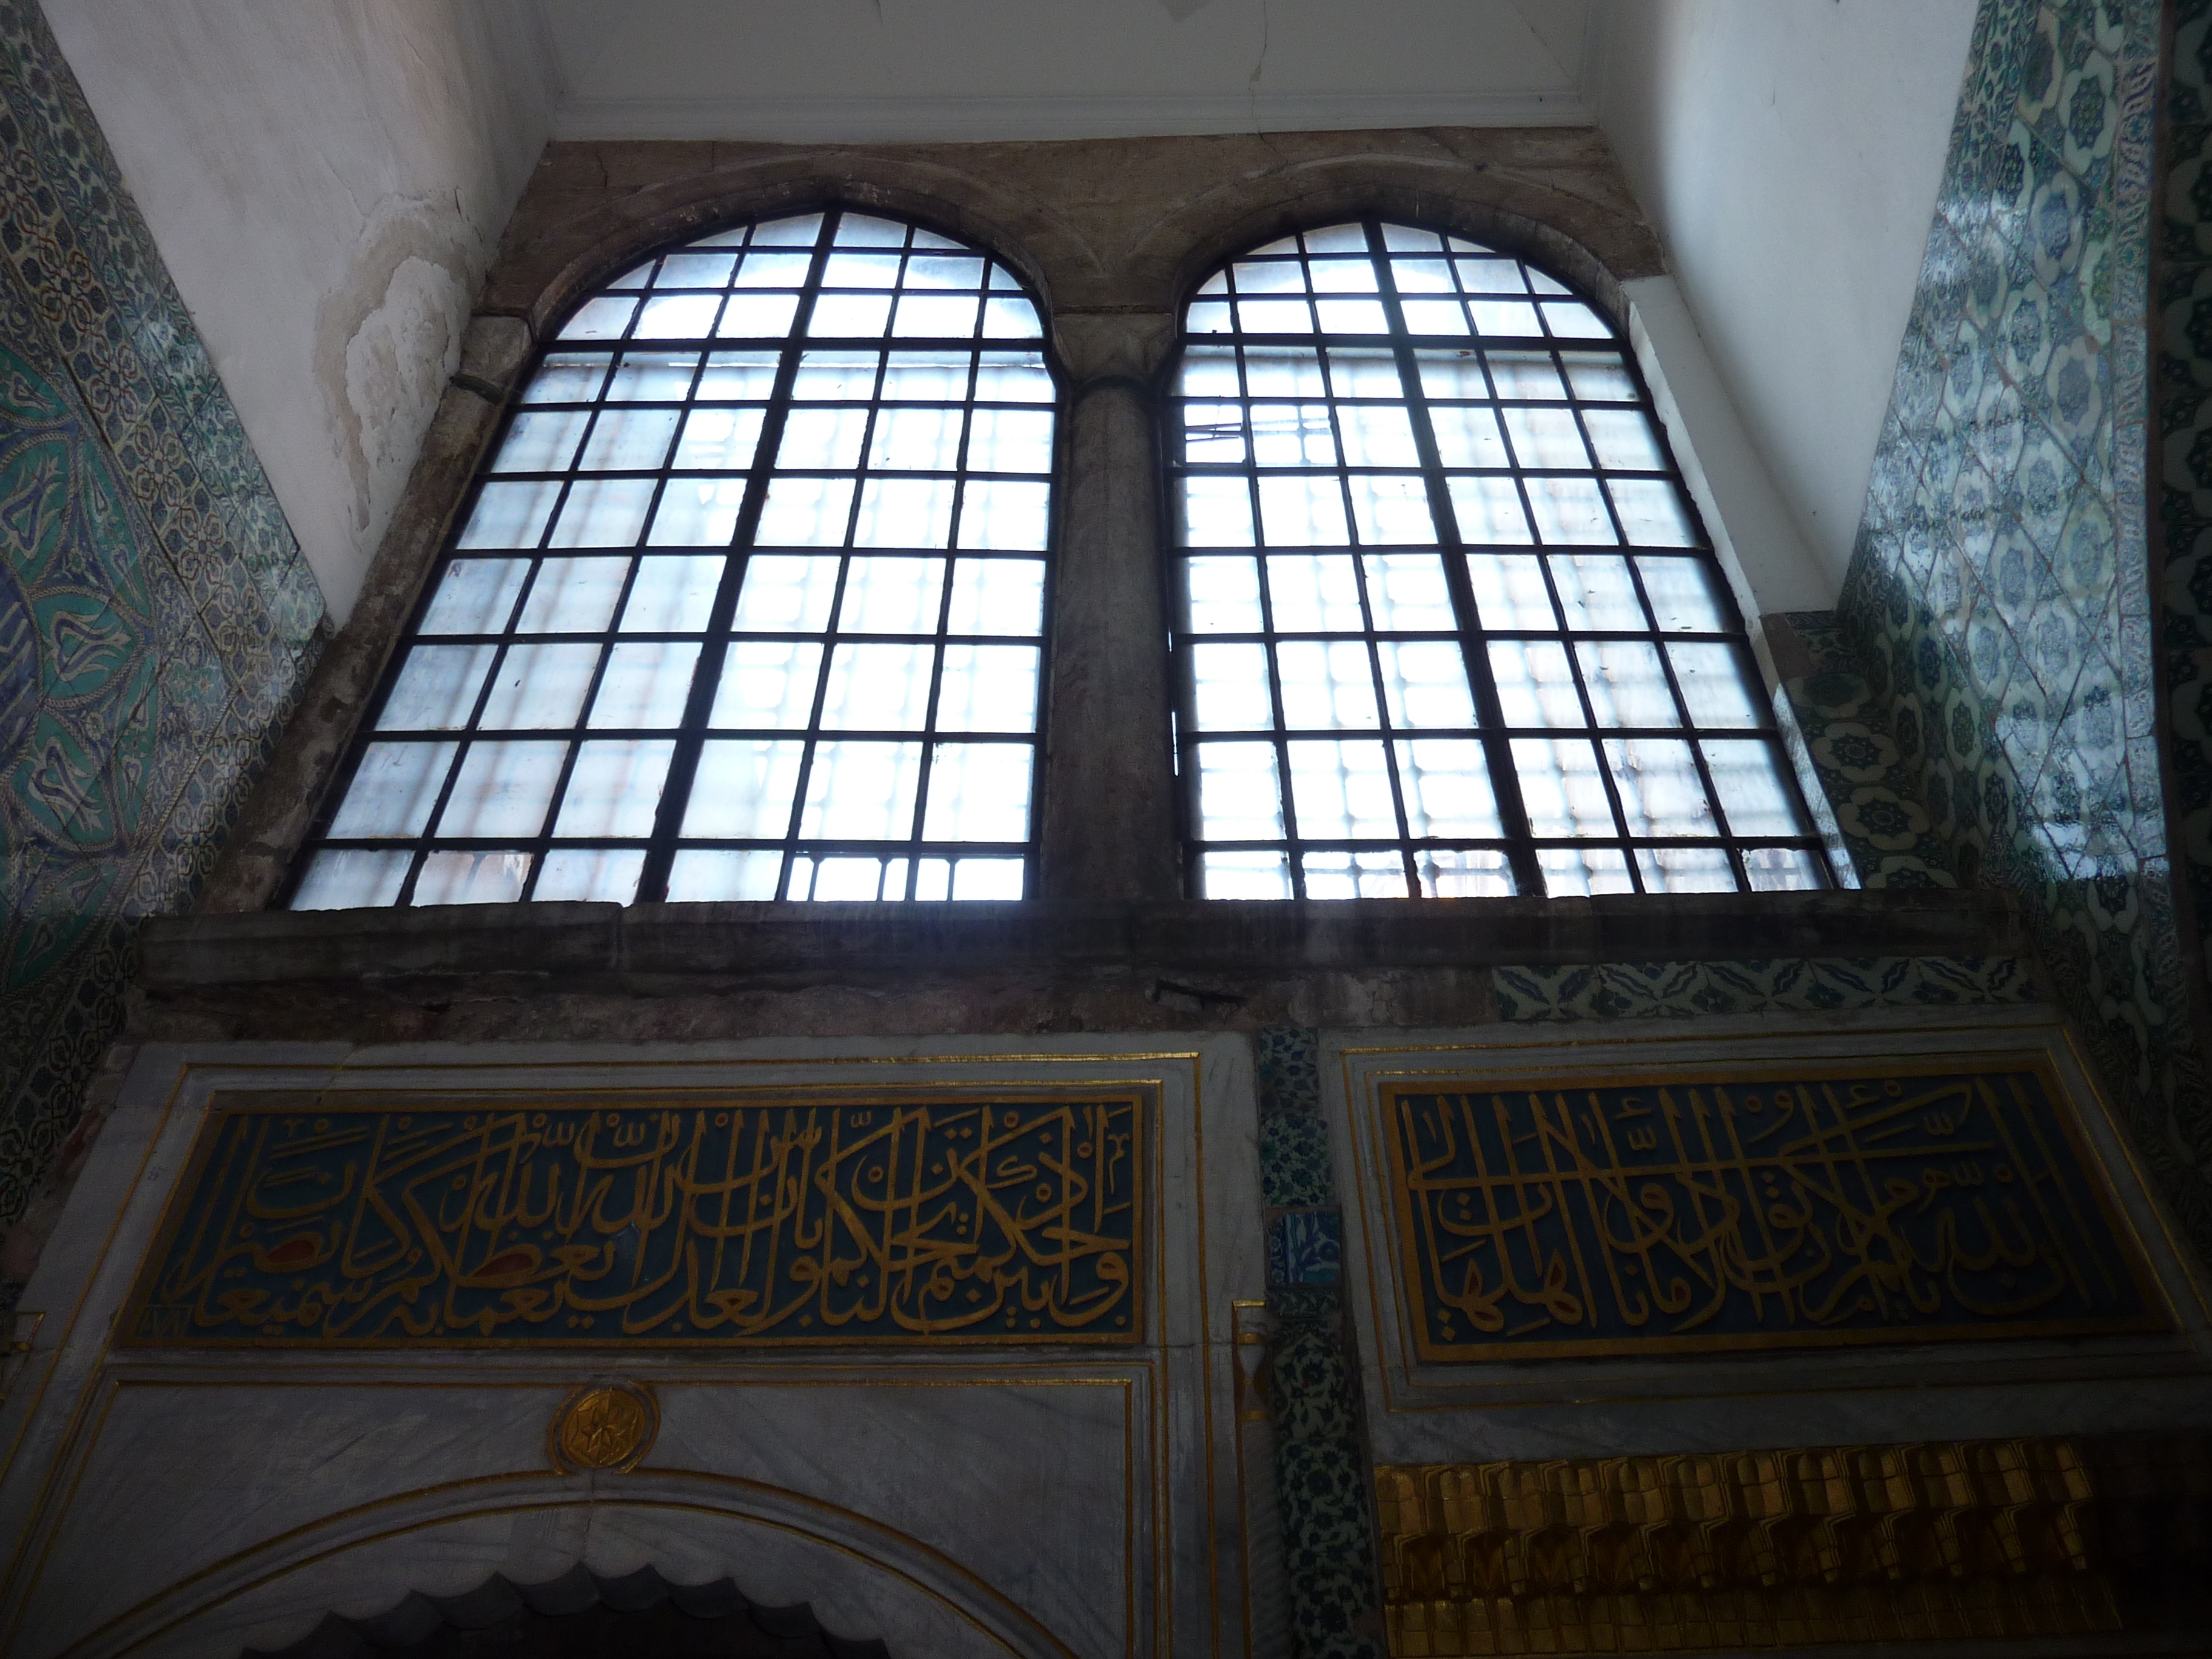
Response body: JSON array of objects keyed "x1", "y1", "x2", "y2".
[
  {"x1": 122, "y1": 1091, "x2": 1145, "y2": 1346},
  {"x1": 1381, "y1": 1061, "x2": 2168, "y2": 1360}
]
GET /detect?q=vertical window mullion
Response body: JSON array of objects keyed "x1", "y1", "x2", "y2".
[
  {"x1": 1361, "y1": 219, "x2": 1544, "y2": 898},
  {"x1": 636, "y1": 209, "x2": 842, "y2": 903}
]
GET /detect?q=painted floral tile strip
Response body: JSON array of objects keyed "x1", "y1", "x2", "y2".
[{"x1": 1493, "y1": 956, "x2": 2034, "y2": 1023}]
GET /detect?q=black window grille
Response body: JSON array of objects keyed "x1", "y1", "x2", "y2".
[
  {"x1": 1165, "y1": 218, "x2": 1835, "y2": 900},
  {"x1": 288, "y1": 208, "x2": 1056, "y2": 910}
]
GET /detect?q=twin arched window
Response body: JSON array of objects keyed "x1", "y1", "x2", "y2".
[{"x1": 287, "y1": 208, "x2": 1831, "y2": 910}]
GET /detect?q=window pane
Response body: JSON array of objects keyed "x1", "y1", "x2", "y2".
[
  {"x1": 1416, "y1": 848, "x2": 1514, "y2": 897},
  {"x1": 1303, "y1": 850, "x2": 1410, "y2": 899},
  {"x1": 421, "y1": 559, "x2": 529, "y2": 634},
  {"x1": 1285, "y1": 739, "x2": 1398, "y2": 838},
  {"x1": 1575, "y1": 640, "x2": 1678, "y2": 728},
  {"x1": 293, "y1": 849, "x2": 412, "y2": 910},
  {"x1": 1671, "y1": 642, "x2": 1765, "y2": 728},
  {"x1": 1395, "y1": 739, "x2": 1501, "y2": 837},
  {"x1": 1267, "y1": 554, "x2": 1364, "y2": 633},
  {"x1": 667, "y1": 847, "x2": 785, "y2": 900},
  {"x1": 377, "y1": 645, "x2": 496, "y2": 731},
  {"x1": 936, "y1": 644, "x2": 1039, "y2": 732},
  {"x1": 588, "y1": 642, "x2": 700, "y2": 728},
  {"x1": 518, "y1": 557, "x2": 631, "y2": 632},
  {"x1": 1703, "y1": 739, "x2": 1807, "y2": 836},
  {"x1": 619, "y1": 555, "x2": 726, "y2": 631},
  {"x1": 839, "y1": 556, "x2": 946, "y2": 631},
  {"x1": 711, "y1": 641, "x2": 825, "y2": 728},
  {"x1": 297, "y1": 204, "x2": 1051, "y2": 912},
  {"x1": 478, "y1": 643, "x2": 600, "y2": 729},
  {"x1": 684, "y1": 739, "x2": 805, "y2": 837},
  {"x1": 821, "y1": 642, "x2": 934, "y2": 730},
  {"x1": 1278, "y1": 640, "x2": 1380, "y2": 730},
  {"x1": 799, "y1": 740, "x2": 923, "y2": 838},
  {"x1": 1363, "y1": 554, "x2": 1455, "y2": 632},
  {"x1": 1164, "y1": 220, "x2": 1826, "y2": 901},
  {"x1": 329, "y1": 743, "x2": 455, "y2": 837},
  {"x1": 1191, "y1": 643, "x2": 1273, "y2": 730},
  {"x1": 921, "y1": 742, "x2": 1033, "y2": 841},
  {"x1": 947, "y1": 558, "x2": 1045, "y2": 635},
  {"x1": 1202, "y1": 850, "x2": 1293, "y2": 899},
  {"x1": 415, "y1": 850, "x2": 532, "y2": 906},
  {"x1": 732, "y1": 554, "x2": 842, "y2": 632},
  {"x1": 1604, "y1": 737, "x2": 1717, "y2": 837},
  {"x1": 552, "y1": 740, "x2": 675, "y2": 837},
  {"x1": 1377, "y1": 641, "x2": 1477, "y2": 728},
  {"x1": 436, "y1": 741, "x2": 568, "y2": 838},
  {"x1": 535, "y1": 848, "x2": 647, "y2": 903},
  {"x1": 1196, "y1": 742, "x2": 1285, "y2": 840}
]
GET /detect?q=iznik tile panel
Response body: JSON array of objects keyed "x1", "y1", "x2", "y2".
[
  {"x1": 1832, "y1": 0, "x2": 2212, "y2": 1261},
  {"x1": 0, "y1": 0, "x2": 323, "y2": 1273},
  {"x1": 124, "y1": 1093, "x2": 1144, "y2": 1347},
  {"x1": 1379, "y1": 1060, "x2": 2167, "y2": 1361}
]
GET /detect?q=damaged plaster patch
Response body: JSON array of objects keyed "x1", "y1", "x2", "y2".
[
  {"x1": 316, "y1": 199, "x2": 485, "y2": 568},
  {"x1": 346, "y1": 255, "x2": 467, "y2": 545}
]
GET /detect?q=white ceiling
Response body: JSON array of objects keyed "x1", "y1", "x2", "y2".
[{"x1": 533, "y1": 0, "x2": 1595, "y2": 142}]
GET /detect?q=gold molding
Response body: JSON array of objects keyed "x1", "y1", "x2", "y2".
[{"x1": 1373, "y1": 1436, "x2": 2212, "y2": 1655}]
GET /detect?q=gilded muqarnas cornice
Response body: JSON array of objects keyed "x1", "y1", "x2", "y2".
[{"x1": 1375, "y1": 1435, "x2": 2212, "y2": 1655}]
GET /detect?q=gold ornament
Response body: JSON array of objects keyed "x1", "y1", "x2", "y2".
[{"x1": 549, "y1": 1383, "x2": 658, "y2": 1472}]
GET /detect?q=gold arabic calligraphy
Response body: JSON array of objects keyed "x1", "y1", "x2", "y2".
[
  {"x1": 126, "y1": 1094, "x2": 1143, "y2": 1346},
  {"x1": 1384, "y1": 1067, "x2": 2157, "y2": 1359}
]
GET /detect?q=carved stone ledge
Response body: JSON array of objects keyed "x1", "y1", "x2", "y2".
[{"x1": 1375, "y1": 1435, "x2": 2212, "y2": 1654}]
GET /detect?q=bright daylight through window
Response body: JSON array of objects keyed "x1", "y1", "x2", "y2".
[
  {"x1": 290, "y1": 209, "x2": 1055, "y2": 910},
  {"x1": 1168, "y1": 219, "x2": 1833, "y2": 900}
]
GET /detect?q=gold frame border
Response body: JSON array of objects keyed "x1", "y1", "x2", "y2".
[
  {"x1": 1372, "y1": 1049, "x2": 2173, "y2": 1365},
  {"x1": 115, "y1": 1081, "x2": 1159, "y2": 1352}
]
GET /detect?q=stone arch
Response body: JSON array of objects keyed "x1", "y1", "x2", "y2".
[
  {"x1": 478, "y1": 136, "x2": 1663, "y2": 360},
  {"x1": 69, "y1": 1474, "x2": 1074, "y2": 1659}
]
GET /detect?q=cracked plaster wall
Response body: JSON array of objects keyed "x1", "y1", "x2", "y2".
[{"x1": 38, "y1": 0, "x2": 560, "y2": 621}]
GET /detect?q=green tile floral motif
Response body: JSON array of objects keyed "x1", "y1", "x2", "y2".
[
  {"x1": 0, "y1": 0, "x2": 323, "y2": 1298},
  {"x1": 1493, "y1": 956, "x2": 2034, "y2": 1022},
  {"x1": 1830, "y1": 0, "x2": 2212, "y2": 1260}
]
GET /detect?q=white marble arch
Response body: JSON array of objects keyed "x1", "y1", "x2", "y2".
[
  {"x1": 0, "y1": 1033, "x2": 1272, "y2": 1659},
  {"x1": 85, "y1": 1475, "x2": 1060, "y2": 1658}
]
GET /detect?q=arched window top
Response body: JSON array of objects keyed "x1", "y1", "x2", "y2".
[
  {"x1": 289, "y1": 208, "x2": 1056, "y2": 912},
  {"x1": 558, "y1": 210, "x2": 1044, "y2": 347},
  {"x1": 1166, "y1": 218, "x2": 1834, "y2": 900},
  {"x1": 1185, "y1": 220, "x2": 1612, "y2": 345}
]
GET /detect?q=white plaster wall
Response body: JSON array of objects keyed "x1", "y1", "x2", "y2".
[
  {"x1": 41, "y1": 1, "x2": 561, "y2": 622},
  {"x1": 540, "y1": 0, "x2": 1594, "y2": 140},
  {"x1": 1593, "y1": 0, "x2": 1978, "y2": 588}
]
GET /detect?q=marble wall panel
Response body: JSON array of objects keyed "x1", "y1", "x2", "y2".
[
  {"x1": 1322, "y1": 1008, "x2": 2212, "y2": 1471},
  {"x1": 0, "y1": 1035, "x2": 1265, "y2": 1659},
  {"x1": 0, "y1": 0, "x2": 323, "y2": 1301}
]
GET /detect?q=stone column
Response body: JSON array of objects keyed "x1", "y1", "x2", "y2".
[{"x1": 1039, "y1": 311, "x2": 1183, "y2": 904}]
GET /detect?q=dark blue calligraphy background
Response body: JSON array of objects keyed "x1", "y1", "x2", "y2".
[
  {"x1": 1386, "y1": 1069, "x2": 2160, "y2": 1358},
  {"x1": 127, "y1": 1097, "x2": 1142, "y2": 1345}
]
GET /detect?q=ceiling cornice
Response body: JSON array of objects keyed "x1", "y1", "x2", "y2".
[{"x1": 549, "y1": 89, "x2": 1596, "y2": 146}]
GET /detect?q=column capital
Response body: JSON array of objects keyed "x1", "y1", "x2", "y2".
[{"x1": 1051, "y1": 308, "x2": 1178, "y2": 388}]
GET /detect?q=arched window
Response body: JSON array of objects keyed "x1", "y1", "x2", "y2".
[
  {"x1": 1167, "y1": 220, "x2": 1832, "y2": 900},
  {"x1": 290, "y1": 209, "x2": 1055, "y2": 909}
]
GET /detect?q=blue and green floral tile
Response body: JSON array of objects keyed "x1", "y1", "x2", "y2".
[{"x1": 0, "y1": 0, "x2": 323, "y2": 1263}]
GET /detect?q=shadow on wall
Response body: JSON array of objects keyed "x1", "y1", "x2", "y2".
[
  {"x1": 0, "y1": 1, "x2": 324, "y2": 1304},
  {"x1": 1785, "y1": 0, "x2": 2212, "y2": 1259}
]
